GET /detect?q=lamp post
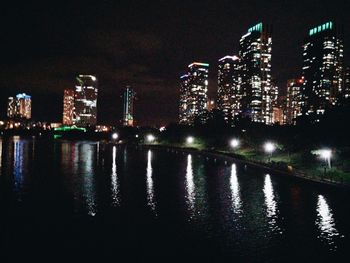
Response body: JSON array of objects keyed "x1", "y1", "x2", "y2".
[
  {"x1": 264, "y1": 142, "x2": 276, "y2": 162},
  {"x1": 112, "y1": 132, "x2": 118, "y2": 141},
  {"x1": 186, "y1": 136, "x2": 194, "y2": 145},
  {"x1": 230, "y1": 138, "x2": 240, "y2": 151},
  {"x1": 146, "y1": 134, "x2": 155, "y2": 143},
  {"x1": 320, "y1": 149, "x2": 332, "y2": 180}
]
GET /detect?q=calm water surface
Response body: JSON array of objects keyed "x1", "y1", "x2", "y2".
[{"x1": 0, "y1": 137, "x2": 349, "y2": 262}]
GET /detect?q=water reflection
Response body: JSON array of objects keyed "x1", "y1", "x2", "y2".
[
  {"x1": 13, "y1": 137, "x2": 28, "y2": 197},
  {"x1": 80, "y1": 144, "x2": 97, "y2": 216},
  {"x1": 185, "y1": 154, "x2": 195, "y2": 214},
  {"x1": 111, "y1": 146, "x2": 120, "y2": 206},
  {"x1": 146, "y1": 150, "x2": 156, "y2": 212},
  {"x1": 230, "y1": 164, "x2": 242, "y2": 214},
  {"x1": 0, "y1": 139, "x2": 2, "y2": 169},
  {"x1": 263, "y1": 174, "x2": 281, "y2": 233},
  {"x1": 316, "y1": 195, "x2": 341, "y2": 249}
]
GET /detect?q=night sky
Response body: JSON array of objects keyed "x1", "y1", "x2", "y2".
[{"x1": 0, "y1": 0, "x2": 349, "y2": 126}]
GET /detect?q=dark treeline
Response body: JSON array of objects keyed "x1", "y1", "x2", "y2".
[{"x1": 161, "y1": 98, "x2": 350, "y2": 153}]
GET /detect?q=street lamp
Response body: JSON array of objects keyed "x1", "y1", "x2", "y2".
[
  {"x1": 112, "y1": 132, "x2": 119, "y2": 140},
  {"x1": 319, "y1": 149, "x2": 332, "y2": 179},
  {"x1": 146, "y1": 134, "x2": 155, "y2": 143},
  {"x1": 264, "y1": 142, "x2": 276, "y2": 162},
  {"x1": 230, "y1": 138, "x2": 240, "y2": 149},
  {"x1": 186, "y1": 136, "x2": 194, "y2": 144},
  {"x1": 320, "y1": 149, "x2": 332, "y2": 167}
]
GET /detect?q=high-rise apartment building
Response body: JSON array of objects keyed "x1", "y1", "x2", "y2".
[
  {"x1": 286, "y1": 79, "x2": 303, "y2": 125},
  {"x1": 179, "y1": 62, "x2": 209, "y2": 124},
  {"x1": 123, "y1": 86, "x2": 136, "y2": 126},
  {"x1": 343, "y1": 67, "x2": 350, "y2": 99},
  {"x1": 179, "y1": 74, "x2": 190, "y2": 124},
  {"x1": 301, "y1": 21, "x2": 344, "y2": 115},
  {"x1": 217, "y1": 55, "x2": 241, "y2": 121},
  {"x1": 7, "y1": 97, "x2": 16, "y2": 118},
  {"x1": 74, "y1": 75, "x2": 98, "y2": 126},
  {"x1": 62, "y1": 89, "x2": 75, "y2": 125},
  {"x1": 7, "y1": 93, "x2": 32, "y2": 119},
  {"x1": 239, "y1": 22, "x2": 273, "y2": 124}
]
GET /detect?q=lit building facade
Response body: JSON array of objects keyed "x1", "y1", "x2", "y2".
[
  {"x1": 179, "y1": 62, "x2": 209, "y2": 124},
  {"x1": 7, "y1": 97, "x2": 16, "y2": 118},
  {"x1": 74, "y1": 75, "x2": 98, "y2": 126},
  {"x1": 272, "y1": 106, "x2": 284, "y2": 125},
  {"x1": 7, "y1": 93, "x2": 32, "y2": 119},
  {"x1": 239, "y1": 22, "x2": 273, "y2": 124},
  {"x1": 344, "y1": 67, "x2": 350, "y2": 99},
  {"x1": 217, "y1": 55, "x2": 241, "y2": 120},
  {"x1": 123, "y1": 86, "x2": 136, "y2": 126},
  {"x1": 179, "y1": 74, "x2": 190, "y2": 124},
  {"x1": 286, "y1": 79, "x2": 303, "y2": 125},
  {"x1": 301, "y1": 21, "x2": 344, "y2": 115},
  {"x1": 207, "y1": 98, "x2": 216, "y2": 111},
  {"x1": 62, "y1": 89, "x2": 75, "y2": 125}
]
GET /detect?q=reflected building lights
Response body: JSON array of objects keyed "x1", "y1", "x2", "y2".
[
  {"x1": 185, "y1": 154, "x2": 195, "y2": 214},
  {"x1": 13, "y1": 138, "x2": 25, "y2": 196},
  {"x1": 81, "y1": 144, "x2": 97, "y2": 216},
  {"x1": 230, "y1": 164, "x2": 242, "y2": 213},
  {"x1": 263, "y1": 174, "x2": 281, "y2": 233},
  {"x1": 316, "y1": 195, "x2": 341, "y2": 249},
  {"x1": 111, "y1": 146, "x2": 120, "y2": 206},
  {"x1": 0, "y1": 139, "x2": 2, "y2": 170},
  {"x1": 146, "y1": 150, "x2": 156, "y2": 212}
]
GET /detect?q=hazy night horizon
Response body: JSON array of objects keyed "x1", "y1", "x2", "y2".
[{"x1": 0, "y1": 0, "x2": 349, "y2": 126}]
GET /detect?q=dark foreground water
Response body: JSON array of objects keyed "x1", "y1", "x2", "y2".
[{"x1": 0, "y1": 137, "x2": 350, "y2": 262}]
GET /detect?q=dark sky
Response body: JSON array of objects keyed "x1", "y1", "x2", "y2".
[{"x1": 0, "y1": 0, "x2": 349, "y2": 126}]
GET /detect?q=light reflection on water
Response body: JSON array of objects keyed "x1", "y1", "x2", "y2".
[
  {"x1": 111, "y1": 146, "x2": 120, "y2": 206},
  {"x1": 185, "y1": 154, "x2": 195, "y2": 216},
  {"x1": 0, "y1": 139, "x2": 348, "y2": 259},
  {"x1": 0, "y1": 139, "x2": 2, "y2": 170},
  {"x1": 263, "y1": 174, "x2": 282, "y2": 233},
  {"x1": 146, "y1": 150, "x2": 156, "y2": 213},
  {"x1": 230, "y1": 163, "x2": 242, "y2": 214},
  {"x1": 79, "y1": 143, "x2": 97, "y2": 216},
  {"x1": 13, "y1": 137, "x2": 28, "y2": 199},
  {"x1": 316, "y1": 195, "x2": 342, "y2": 250}
]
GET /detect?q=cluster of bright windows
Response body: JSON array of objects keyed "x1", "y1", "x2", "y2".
[
  {"x1": 248, "y1": 22, "x2": 263, "y2": 33},
  {"x1": 309, "y1": 22, "x2": 333, "y2": 36}
]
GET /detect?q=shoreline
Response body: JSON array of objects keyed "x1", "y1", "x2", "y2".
[{"x1": 142, "y1": 143, "x2": 350, "y2": 190}]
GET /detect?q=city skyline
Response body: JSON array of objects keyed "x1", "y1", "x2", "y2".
[{"x1": 0, "y1": 1, "x2": 349, "y2": 126}]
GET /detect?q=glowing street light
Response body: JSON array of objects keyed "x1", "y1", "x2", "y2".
[
  {"x1": 320, "y1": 149, "x2": 332, "y2": 167},
  {"x1": 264, "y1": 142, "x2": 276, "y2": 162},
  {"x1": 186, "y1": 136, "x2": 194, "y2": 144},
  {"x1": 146, "y1": 134, "x2": 155, "y2": 143},
  {"x1": 319, "y1": 149, "x2": 332, "y2": 179},
  {"x1": 230, "y1": 138, "x2": 240, "y2": 149},
  {"x1": 112, "y1": 133, "x2": 119, "y2": 140}
]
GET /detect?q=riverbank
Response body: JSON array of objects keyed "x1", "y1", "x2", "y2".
[{"x1": 142, "y1": 143, "x2": 350, "y2": 189}]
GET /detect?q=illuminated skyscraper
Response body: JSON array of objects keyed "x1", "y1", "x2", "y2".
[
  {"x1": 301, "y1": 21, "x2": 344, "y2": 115},
  {"x1": 239, "y1": 22, "x2": 273, "y2": 124},
  {"x1": 123, "y1": 86, "x2": 136, "y2": 126},
  {"x1": 63, "y1": 89, "x2": 75, "y2": 125},
  {"x1": 286, "y1": 79, "x2": 303, "y2": 125},
  {"x1": 343, "y1": 67, "x2": 350, "y2": 99},
  {"x1": 179, "y1": 74, "x2": 190, "y2": 124},
  {"x1": 74, "y1": 75, "x2": 98, "y2": 126},
  {"x1": 272, "y1": 106, "x2": 284, "y2": 125},
  {"x1": 179, "y1": 62, "x2": 209, "y2": 124},
  {"x1": 7, "y1": 93, "x2": 32, "y2": 119},
  {"x1": 217, "y1": 55, "x2": 241, "y2": 121},
  {"x1": 7, "y1": 97, "x2": 16, "y2": 118}
]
